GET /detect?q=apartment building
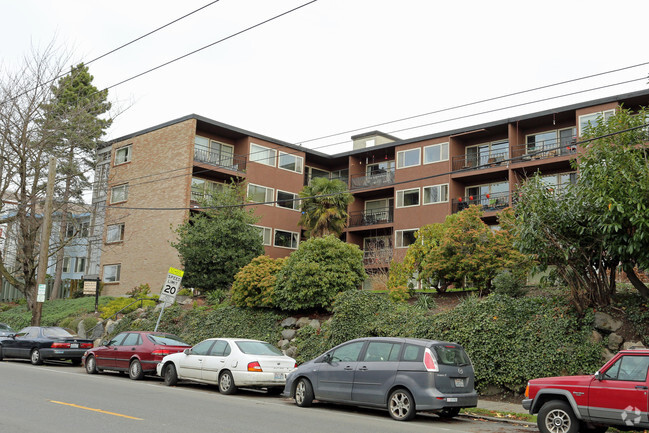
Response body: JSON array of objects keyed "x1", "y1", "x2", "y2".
[{"x1": 93, "y1": 89, "x2": 649, "y2": 295}]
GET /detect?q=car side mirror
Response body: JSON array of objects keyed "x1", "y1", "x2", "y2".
[
  {"x1": 594, "y1": 371, "x2": 602, "y2": 380},
  {"x1": 323, "y1": 353, "x2": 332, "y2": 364},
  {"x1": 184, "y1": 348, "x2": 192, "y2": 355},
  {"x1": 8, "y1": 333, "x2": 16, "y2": 339}
]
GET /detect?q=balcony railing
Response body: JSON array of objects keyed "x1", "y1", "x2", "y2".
[
  {"x1": 194, "y1": 148, "x2": 247, "y2": 172},
  {"x1": 452, "y1": 151, "x2": 508, "y2": 171},
  {"x1": 511, "y1": 138, "x2": 577, "y2": 162},
  {"x1": 363, "y1": 249, "x2": 393, "y2": 266},
  {"x1": 350, "y1": 170, "x2": 395, "y2": 190},
  {"x1": 452, "y1": 191, "x2": 510, "y2": 213},
  {"x1": 348, "y1": 207, "x2": 394, "y2": 227}
]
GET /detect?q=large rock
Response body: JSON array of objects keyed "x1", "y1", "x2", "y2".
[
  {"x1": 593, "y1": 312, "x2": 622, "y2": 332},
  {"x1": 281, "y1": 329, "x2": 296, "y2": 340},
  {"x1": 284, "y1": 346, "x2": 297, "y2": 358},
  {"x1": 278, "y1": 339, "x2": 290, "y2": 350},
  {"x1": 105, "y1": 319, "x2": 118, "y2": 335},
  {"x1": 89, "y1": 321, "x2": 104, "y2": 340},
  {"x1": 622, "y1": 341, "x2": 646, "y2": 350},
  {"x1": 309, "y1": 319, "x2": 321, "y2": 331},
  {"x1": 590, "y1": 330, "x2": 603, "y2": 344},
  {"x1": 602, "y1": 348, "x2": 615, "y2": 362},
  {"x1": 607, "y1": 333, "x2": 623, "y2": 351},
  {"x1": 281, "y1": 317, "x2": 297, "y2": 328},
  {"x1": 296, "y1": 317, "x2": 311, "y2": 328},
  {"x1": 77, "y1": 321, "x2": 87, "y2": 339}
]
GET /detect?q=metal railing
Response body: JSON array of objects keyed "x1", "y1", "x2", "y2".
[
  {"x1": 350, "y1": 170, "x2": 395, "y2": 190},
  {"x1": 362, "y1": 249, "x2": 393, "y2": 266},
  {"x1": 452, "y1": 191, "x2": 510, "y2": 213},
  {"x1": 452, "y1": 151, "x2": 509, "y2": 171},
  {"x1": 194, "y1": 148, "x2": 247, "y2": 172},
  {"x1": 348, "y1": 207, "x2": 394, "y2": 227},
  {"x1": 511, "y1": 138, "x2": 577, "y2": 162}
]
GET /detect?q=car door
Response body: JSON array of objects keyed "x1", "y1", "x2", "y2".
[
  {"x1": 2, "y1": 327, "x2": 30, "y2": 357},
  {"x1": 98, "y1": 333, "x2": 128, "y2": 369},
  {"x1": 201, "y1": 340, "x2": 230, "y2": 383},
  {"x1": 114, "y1": 333, "x2": 141, "y2": 370},
  {"x1": 588, "y1": 354, "x2": 649, "y2": 426},
  {"x1": 178, "y1": 340, "x2": 214, "y2": 380},
  {"x1": 315, "y1": 341, "x2": 366, "y2": 402},
  {"x1": 14, "y1": 327, "x2": 40, "y2": 358},
  {"x1": 352, "y1": 341, "x2": 401, "y2": 405}
]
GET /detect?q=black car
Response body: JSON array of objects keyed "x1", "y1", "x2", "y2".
[
  {"x1": 0, "y1": 323, "x2": 15, "y2": 339},
  {"x1": 0, "y1": 326, "x2": 93, "y2": 365}
]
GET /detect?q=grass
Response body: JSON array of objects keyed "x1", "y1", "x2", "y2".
[{"x1": 460, "y1": 407, "x2": 536, "y2": 423}]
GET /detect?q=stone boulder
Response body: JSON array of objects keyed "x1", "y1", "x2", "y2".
[
  {"x1": 309, "y1": 319, "x2": 321, "y2": 330},
  {"x1": 281, "y1": 329, "x2": 296, "y2": 340},
  {"x1": 607, "y1": 333, "x2": 623, "y2": 351},
  {"x1": 281, "y1": 317, "x2": 297, "y2": 328},
  {"x1": 590, "y1": 330, "x2": 603, "y2": 344},
  {"x1": 593, "y1": 312, "x2": 622, "y2": 332},
  {"x1": 622, "y1": 341, "x2": 646, "y2": 350},
  {"x1": 296, "y1": 317, "x2": 311, "y2": 328},
  {"x1": 284, "y1": 346, "x2": 297, "y2": 358}
]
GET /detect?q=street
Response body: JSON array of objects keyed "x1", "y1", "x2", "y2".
[{"x1": 0, "y1": 360, "x2": 534, "y2": 433}]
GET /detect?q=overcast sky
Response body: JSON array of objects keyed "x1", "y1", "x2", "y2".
[{"x1": 2, "y1": 0, "x2": 648, "y2": 154}]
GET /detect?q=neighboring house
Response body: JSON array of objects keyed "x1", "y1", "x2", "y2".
[{"x1": 90, "y1": 89, "x2": 649, "y2": 295}]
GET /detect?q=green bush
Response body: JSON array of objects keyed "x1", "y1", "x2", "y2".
[
  {"x1": 231, "y1": 256, "x2": 285, "y2": 308},
  {"x1": 414, "y1": 294, "x2": 437, "y2": 311},
  {"x1": 274, "y1": 236, "x2": 366, "y2": 311},
  {"x1": 492, "y1": 270, "x2": 527, "y2": 297},
  {"x1": 99, "y1": 297, "x2": 157, "y2": 320},
  {"x1": 205, "y1": 289, "x2": 228, "y2": 307}
]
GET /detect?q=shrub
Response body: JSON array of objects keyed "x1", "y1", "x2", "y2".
[
  {"x1": 274, "y1": 235, "x2": 366, "y2": 311},
  {"x1": 205, "y1": 289, "x2": 228, "y2": 307},
  {"x1": 388, "y1": 285, "x2": 411, "y2": 303},
  {"x1": 231, "y1": 256, "x2": 285, "y2": 308},
  {"x1": 492, "y1": 270, "x2": 527, "y2": 298},
  {"x1": 99, "y1": 297, "x2": 156, "y2": 320},
  {"x1": 413, "y1": 294, "x2": 437, "y2": 311},
  {"x1": 177, "y1": 288, "x2": 192, "y2": 296}
]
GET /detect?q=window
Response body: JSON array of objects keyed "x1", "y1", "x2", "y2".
[
  {"x1": 278, "y1": 152, "x2": 303, "y2": 174},
  {"x1": 62, "y1": 257, "x2": 71, "y2": 273},
  {"x1": 114, "y1": 145, "x2": 131, "y2": 165},
  {"x1": 253, "y1": 225, "x2": 272, "y2": 246},
  {"x1": 330, "y1": 168, "x2": 349, "y2": 184},
  {"x1": 423, "y1": 142, "x2": 449, "y2": 164},
  {"x1": 362, "y1": 342, "x2": 402, "y2": 362},
  {"x1": 330, "y1": 341, "x2": 365, "y2": 362},
  {"x1": 305, "y1": 166, "x2": 331, "y2": 185},
  {"x1": 67, "y1": 221, "x2": 90, "y2": 238},
  {"x1": 247, "y1": 183, "x2": 274, "y2": 205},
  {"x1": 540, "y1": 172, "x2": 578, "y2": 193},
  {"x1": 103, "y1": 264, "x2": 121, "y2": 283},
  {"x1": 191, "y1": 177, "x2": 224, "y2": 202},
  {"x1": 274, "y1": 229, "x2": 299, "y2": 249},
  {"x1": 250, "y1": 143, "x2": 276, "y2": 167},
  {"x1": 210, "y1": 340, "x2": 231, "y2": 357},
  {"x1": 191, "y1": 340, "x2": 214, "y2": 356},
  {"x1": 603, "y1": 355, "x2": 649, "y2": 382},
  {"x1": 106, "y1": 223, "x2": 125, "y2": 243},
  {"x1": 466, "y1": 140, "x2": 509, "y2": 167},
  {"x1": 579, "y1": 110, "x2": 615, "y2": 135},
  {"x1": 396, "y1": 229, "x2": 418, "y2": 248},
  {"x1": 121, "y1": 333, "x2": 141, "y2": 346},
  {"x1": 366, "y1": 160, "x2": 395, "y2": 176},
  {"x1": 276, "y1": 190, "x2": 300, "y2": 211},
  {"x1": 194, "y1": 136, "x2": 235, "y2": 167},
  {"x1": 396, "y1": 148, "x2": 421, "y2": 168},
  {"x1": 526, "y1": 128, "x2": 576, "y2": 154},
  {"x1": 396, "y1": 188, "x2": 420, "y2": 208},
  {"x1": 110, "y1": 184, "x2": 128, "y2": 203},
  {"x1": 74, "y1": 257, "x2": 86, "y2": 273},
  {"x1": 423, "y1": 184, "x2": 449, "y2": 205},
  {"x1": 401, "y1": 344, "x2": 424, "y2": 362}
]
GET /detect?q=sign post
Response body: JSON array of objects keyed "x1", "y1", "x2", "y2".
[
  {"x1": 155, "y1": 267, "x2": 184, "y2": 332},
  {"x1": 83, "y1": 275, "x2": 101, "y2": 313}
]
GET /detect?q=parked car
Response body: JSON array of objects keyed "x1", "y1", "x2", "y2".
[
  {"x1": 283, "y1": 337, "x2": 477, "y2": 421},
  {"x1": 82, "y1": 331, "x2": 190, "y2": 380},
  {"x1": 157, "y1": 338, "x2": 296, "y2": 394},
  {"x1": 0, "y1": 326, "x2": 93, "y2": 365},
  {"x1": 523, "y1": 347, "x2": 649, "y2": 433}
]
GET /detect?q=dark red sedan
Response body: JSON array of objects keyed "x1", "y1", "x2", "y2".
[{"x1": 82, "y1": 331, "x2": 190, "y2": 380}]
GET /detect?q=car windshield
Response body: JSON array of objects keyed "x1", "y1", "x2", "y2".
[
  {"x1": 433, "y1": 345, "x2": 471, "y2": 367},
  {"x1": 42, "y1": 327, "x2": 75, "y2": 338},
  {"x1": 0, "y1": 323, "x2": 13, "y2": 334},
  {"x1": 236, "y1": 341, "x2": 283, "y2": 356},
  {"x1": 148, "y1": 334, "x2": 190, "y2": 346}
]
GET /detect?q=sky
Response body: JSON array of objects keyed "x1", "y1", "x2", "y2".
[{"x1": 2, "y1": 0, "x2": 649, "y2": 155}]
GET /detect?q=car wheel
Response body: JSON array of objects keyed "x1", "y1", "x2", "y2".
[
  {"x1": 218, "y1": 370, "x2": 237, "y2": 395},
  {"x1": 388, "y1": 388, "x2": 416, "y2": 421},
  {"x1": 538, "y1": 401, "x2": 579, "y2": 433},
  {"x1": 163, "y1": 363, "x2": 178, "y2": 386},
  {"x1": 438, "y1": 407, "x2": 461, "y2": 418},
  {"x1": 129, "y1": 359, "x2": 144, "y2": 380},
  {"x1": 85, "y1": 355, "x2": 98, "y2": 374},
  {"x1": 295, "y1": 378, "x2": 314, "y2": 407},
  {"x1": 30, "y1": 348, "x2": 43, "y2": 365}
]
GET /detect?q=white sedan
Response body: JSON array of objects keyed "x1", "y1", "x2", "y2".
[{"x1": 156, "y1": 338, "x2": 296, "y2": 394}]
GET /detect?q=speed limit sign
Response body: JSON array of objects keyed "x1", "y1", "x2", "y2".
[{"x1": 160, "y1": 267, "x2": 184, "y2": 307}]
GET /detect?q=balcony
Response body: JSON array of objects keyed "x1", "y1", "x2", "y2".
[
  {"x1": 512, "y1": 138, "x2": 577, "y2": 162},
  {"x1": 452, "y1": 191, "x2": 510, "y2": 213},
  {"x1": 349, "y1": 207, "x2": 394, "y2": 227},
  {"x1": 363, "y1": 249, "x2": 393, "y2": 266},
  {"x1": 452, "y1": 151, "x2": 508, "y2": 171},
  {"x1": 194, "y1": 148, "x2": 247, "y2": 173},
  {"x1": 350, "y1": 170, "x2": 395, "y2": 190}
]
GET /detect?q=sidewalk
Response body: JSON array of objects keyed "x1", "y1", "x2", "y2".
[{"x1": 477, "y1": 398, "x2": 525, "y2": 414}]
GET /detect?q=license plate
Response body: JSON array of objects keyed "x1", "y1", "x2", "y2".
[
  {"x1": 274, "y1": 373, "x2": 285, "y2": 380},
  {"x1": 454, "y1": 378, "x2": 463, "y2": 387},
  {"x1": 447, "y1": 397, "x2": 458, "y2": 402},
  {"x1": 70, "y1": 343, "x2": 79, "y2": 349}
]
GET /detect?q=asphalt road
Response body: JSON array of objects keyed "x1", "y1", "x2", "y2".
[{"x1": 0, "y1": 359, "x2": 534, "y2": 433}]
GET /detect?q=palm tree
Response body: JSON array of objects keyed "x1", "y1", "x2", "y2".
[{"x1": 298, "y1": 177, "x2": 353, "y2": 238}]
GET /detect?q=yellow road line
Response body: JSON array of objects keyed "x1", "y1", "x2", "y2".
[{"x1": 50, "y1": 400, "x2": 143, "y2": 420}]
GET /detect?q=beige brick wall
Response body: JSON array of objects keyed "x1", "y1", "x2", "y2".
[{"x1": 101, "y1": 120, "x2": 195, "y2": 296}]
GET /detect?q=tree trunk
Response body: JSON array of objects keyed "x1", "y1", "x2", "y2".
[{"x1": 626, "y1": 268, "x2": 649, "y2": 299}]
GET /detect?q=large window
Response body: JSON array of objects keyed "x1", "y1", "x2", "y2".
[
  {"x1": 423, "y1": 142, "x2": 449, "y2": 164},
  {"x1": 276, "y1": 190, "x2": 300, "y2": 211},
  {"x1": 579, "y1": 110, "x2": 615, "y2": 136},
  {"x1": 395, "y1": 229, "x2": 418, "y2": 248},
  {"x1": 423, "y1": 184, "x2": 449, "y2": 205},
  {"x1": 74, "y1": 257, "x2": 86, "y2": 273},
  {"x1": 62, "y1": 257, "x2": 71, "y2": 273},
  {"x1": 366, "y1": 160, "x2": 395, "y2": 176},
  {"x1": 247, "y1": 183, "x2": 274, "y2": 205},
  {"x1": 396, "y1": 188, "x2": 420, "y2": 208},
  {"x1": 526, "y1": 128, "x2": 576, "y2": 155},
  {"x1": 252, "y1": 225, "x2": 272, "y2": 246},
  {"x1": 396, "y1": 148, "x2": 421, "y2": 169},
  {"x1": 466, "y1": 181, "x2": 509, "y2": 198},
  {"x1": 278, "y1": 152, "x2": 303, "y2": 174},
  {"x1": 250, "y1": 143, "x2": 277, "y2": 167},
  {"x1": 106, "y1": 223, "x2": 125, "y2": 243},
  {"x1": 103, "y1": 264, "x2": 121, "y2": 283},
  {"x1": 66, "y1": 221, "x2": 90, "y2": 238},
  {"x1": 191, "y1": 177, "x2": 224, "y2": 202},
  {"x1": 194, "y1": 136, "x2": 234, "y2": 167},
  {"x1": 110, "y1": 184, "x2": 128, "y2": 203},
  {"x1": 540, "y1": 172, "x2": 578, "y2": 192},
  {"x1": 114, "y1": 145, "x2": 131, "y2": 165},
  {"x1": 274, "y1": 229, "x2": 299, "y2": 249},
  {"x1": 466, "y1": 140, "x2": 508, "y2": 167}
]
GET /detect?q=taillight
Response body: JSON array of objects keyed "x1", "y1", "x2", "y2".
[
  {"x1": 151, "y1": 349, "x2": 175, "y2": 356},
  {"x1": 248, "y1": 361, "x2": 263, "y2": 372},
  {"x1": 80, "y1": 343, "x2": 93, "y2": 349},
  {"x1": 51, "y1": 342, "x2": 70, "y2": 349},
  {"x1": 294, "y1": 362, "x2": 298, "y2": 368},
  {"x1": 424, "y1": 348, "x2": 439, "y2": 372}
]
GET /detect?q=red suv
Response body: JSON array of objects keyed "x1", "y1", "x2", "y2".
[
  {"x1": 523, "y1": 348, "x2": 649, "y2": 433},
  {"x1": 82, "y1": 331, "x2": 190, "y2": 380}
]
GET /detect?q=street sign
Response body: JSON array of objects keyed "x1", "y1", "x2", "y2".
[
  {"x1": 37, "y1": 284, "x2": 46, "y2": 303},
  {"x1": 83, "y1": 280, "x2": 98, "y2": 295},
  {"x1": 159, "y1": 267, "x2": 184, "y2": 307}
]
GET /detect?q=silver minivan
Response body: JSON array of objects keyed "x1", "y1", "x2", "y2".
[{"x1": 283, "y1": 337, "x2": 477, "y2": 421}]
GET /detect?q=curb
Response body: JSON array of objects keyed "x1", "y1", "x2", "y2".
[{"x1": 460, "y1": 412, "x2": 535, "y2": 426}]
